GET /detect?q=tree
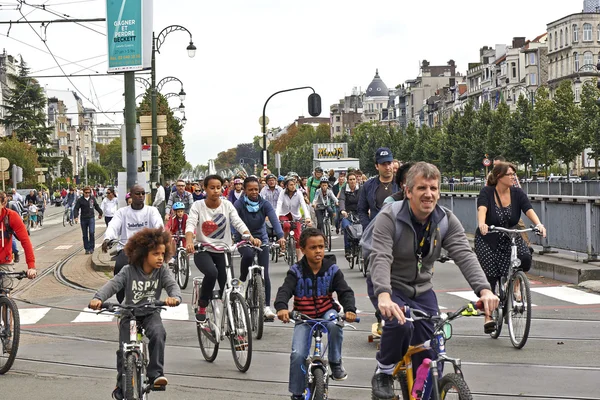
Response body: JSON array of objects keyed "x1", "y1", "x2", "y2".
[
  {"x1": 214, "y1": 148, "x2": 237, "y2": 170},
  {"x1": 487, "y1": 100, "x2": 510, "y2": 159},
  {"x1": 100, "y1": 137, "x2": 124, "y2": 180},
  {"x1": 398, "y1": 123, "x2": 417, "y2": 163},
  {"x1": 526, "y1": 86, "x2": 556, "y2": 175},
  {"x1": 0, "y1": 137, "x2": 39, "y2": 186},
  {"x1": 86, "y1": 162, "x2": 109, "y2": 184},
  {"x1": 550, "y1": 80, "x2": 583, "y2": 176},
  {"x1": 506, "y1": 95, "x2": 534, "y2": 175},
  {"x1": 578, "y1": 79, "x2": 600, "y2": 177},
  {"x1": 452, "y1": 101, "x2": 476, "y2": 176},
  {"x1": 0, "y1": 57, "x2": 53, "y2": 147},
  {"x1": 60, "y1": 154, "x2": 73, "y2": 178}
]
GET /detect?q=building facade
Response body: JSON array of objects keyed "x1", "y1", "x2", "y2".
[
  {"x1": 330, "y1": 87, "x2": 363, "y2": 138},
  {"x1": 0, "y1": 50, "x2": 19, "y2": 138}
]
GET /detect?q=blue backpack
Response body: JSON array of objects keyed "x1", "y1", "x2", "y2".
[{"x1": 359, "y1": 200, "x2": 449, "y2": 261}]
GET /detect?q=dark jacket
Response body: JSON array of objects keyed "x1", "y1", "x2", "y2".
[
  {"x1": 338, "y1": 186, "x2": 360, "y2": 213},
  {"x1": 357, "y1": 177, "x2": 399, "y2": 229},
  {"x1": 233, "y1": 195, "x2": 283, "y2": 243},
  {"x1": 73, "y1": 195, "x2": 102, "y2": 219},
  {"x1": 476, "y1": 185, "x2": 532, "y2": 251},
  {"x1": 274, "y1": 256, "x2": 356, "y2": 319},
  {"x1": 228, "y1": 190, "x2": 244, "y2": 204}
]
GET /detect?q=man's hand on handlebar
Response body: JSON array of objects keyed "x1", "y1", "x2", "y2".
[
  {"x1": 277, "y1": 238, "x2": 286, "y2": 249},
  {"x1": 345, "y1": 311, "x2": 357, "y2": 323},
  {"x1": 377, "y1": 292, "x2": 406, "y2": 324},
  {"x1": 89, "y1": 298, "x2": 102, "y2": 310},
  {"x1": 251, "y1": 237, "x2": 262, "y2": 247},
  {"x1": 26, "y1": 269, "x2": 37, "y2": 279},
  {"x1": 165, "y1": 297, "x2": 180, "y2": 307},
  {"x1": 478, "y1": 223, "x2": 489, "y2": 236},
  {"x1": 101, "y1": 239, "x2": 110, "y2": 253},
  {"x1": 277, "y1": 309, "x2": 290, "y2": 323},
  {"x1": 478, "y1": 289, "x2": 499, "y2": 319}
]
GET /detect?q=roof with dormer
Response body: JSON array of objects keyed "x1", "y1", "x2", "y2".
[{"x1": 365, "y1": 69, "x2": 389, "y2": 98}]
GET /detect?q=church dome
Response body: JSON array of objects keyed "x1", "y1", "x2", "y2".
[{"x1": 366, "y1": 69, "x2": 389, "y2": 97}]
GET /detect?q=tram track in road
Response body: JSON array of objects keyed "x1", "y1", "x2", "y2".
[{"x1": 9, "y1": 357, "x2": 599, "y2": 400}]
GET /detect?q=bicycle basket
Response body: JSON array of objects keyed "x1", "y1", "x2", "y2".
[{"x1": 346, "y1": 224, "x2": 363, "y2": 241}]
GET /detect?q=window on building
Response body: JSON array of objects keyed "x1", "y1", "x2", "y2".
[
  {"x1": 573, "y1": 24, "x2": 579, "y2": 42},
  {"x1": 560, "y1": 29, "x2": 564, "y2": 47},
  {"x1": 511, "y1": 62, "x2": 517, "y2": 78},
  {"x1": 575, "y1": 87, "x2": 580, "y2": 102},
  {"x1": 335, "y1": 116, "x2": 340, "y2": 122},
  {"x1": 529, "y1": 73, "x2": 537, "y2": 86},
  {"x1": 560, "y1": 58, "x2": 563, "y2": 77},
  {"x1": 529, "y1": 53, "x2": 536, "y2": 65},
  {"x1": 549, "y1": 33, "x2": 553, "y2": 51},
  {"x1": 335, "y1": 126, "x2": 340, "y2": 132},
  {"x1": 555, "y1": 31, "x2": 558, "y2": 48},
  {"x1": 574, "y1": 52, "x2": 579, "y2": 71},
  {"x1": 566, "y1": 27, "x2": 569, "y2": 45},
  {"x1": 584, "y1": 23, "x2": 592, "y2": 41},
  {"x1": 584, "y1": 51, "x2": 593, "y2": 66}
]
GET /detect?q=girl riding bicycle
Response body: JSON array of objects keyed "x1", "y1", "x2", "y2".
[
  {"x1": 167, "y1": 202, "x2": 188, "y2": 264},
  {"x1": 276, "y1": 176, "x2": 312, "y2": 262},
  {"x1": 475, "y1": 162, "x2": 546, "y2": 333},
  {"x1": 89, "y1": 228, "x2": 181, "y2": 400},
  {"x1": 185, "y1": 174, "x2": 260, "y2": 323}
]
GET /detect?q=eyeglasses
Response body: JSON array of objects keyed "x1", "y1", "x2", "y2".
[
  {"x1": 176, "y1": 185, "x2": 185, "y2": 187},
  {"x1": 194, "y1": 190, "x2": 201, "y2": 193},
  {"x1": 504, "y1": 173, "x2": 516, "y2": 177},
  {"x1": 133, "y1": 191, "x2": 146, "y2": 195},
  {"x1": 83, "y1": 191, "x2": 91, "y2": 194}
]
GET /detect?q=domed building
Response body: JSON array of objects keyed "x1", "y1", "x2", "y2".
[{"x1": 363, "y1": 69, "x2": 391, "y2": 122}]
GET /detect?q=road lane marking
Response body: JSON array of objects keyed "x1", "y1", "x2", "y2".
[
  {"x1": 35, "y1": 246, "x2": 44, "y2": 251},
  {"x1": 531, "y1": 286, "x2": 600, "y2": 305},
  {"x1": 55, "y1": 245, "x2": 73, "y2": 250},
  {"x1": 19, "y1": 308, "x2": 51, "y2": 325},
  {"x1": 448, "y1": 290, "x2": 537, "y2": 306},
  {"x1": 72, "y1": 308, "x2": 114, "y2": 323},
  {"x1": 161, "y1": 303, "x2": 189, "y2": 320}
]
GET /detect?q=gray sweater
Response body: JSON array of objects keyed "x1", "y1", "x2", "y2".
[
  {"x1": 93, "y1": 264, "x2": 182, "y2": 306},
  {"x1": 369, "y1": 201, "x2": 491, "y2": 299}
]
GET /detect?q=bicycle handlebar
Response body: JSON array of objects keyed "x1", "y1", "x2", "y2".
[
  {"x1": 98, "y1": 300, "x2": 167, "y2": 314},
  {"x1": 290, "y1": 311, "x2": 361, "y2": 324},
  {"x1": 489, "y1": 225, "x2": 541, "y2": 235},
  {"x1": 403, "y1": 301, "x2": 484, "y2": 323},
  {"x1": 0, "y1": 271, "x2": 27, "y2": 279},
  {"x1": 195, "y1": 240, "x2": 250, "y2": 253}
]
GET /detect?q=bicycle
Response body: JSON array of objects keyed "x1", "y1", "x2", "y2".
[
  {"x1": 240, "y1": 242, "x2": 271, "y2": 340},
  {"x1": 320, "y1": 207, "x2": 333, "y2": 252},
  {"x1": 63, "y1": 205, "x2": 74, "y2": 227},
  {"x1": 97, "y1": 301, "x2": 168, "y2": 400},
  {"x1": 344, "y1": 213, "x2": 363, "y2": 273},
  {"x1": 290, "y1": 311, "x2": 360, "y2": 400},
  {"x1": 169, "y1": 234, "x2": 190, "y2": 290},
  {"x1": 283, "y1": 220, "x2": 299, "y2": 267},
  {"x1": 379, "y1": 301, "x2": 483, "y2": 400},
  {"x1": 0, "y1": 270, "x2": 27, "y2": 375},
  {"x1": 487, "y1": 225, "x2": 539, "y2": 349},
  {"x1": 192, "y1": 240, "x2": 253, "y2": 372}
]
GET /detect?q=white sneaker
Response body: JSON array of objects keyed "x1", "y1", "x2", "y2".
[{"x1": 264, "y1": 306, "x2": 276, "y2": 320}]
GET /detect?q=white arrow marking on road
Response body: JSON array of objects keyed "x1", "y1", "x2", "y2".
[
  {"x1": 448, "y1": 290, "x2": 537, "y2": 306},
  {"x1": 160, "y1": 303, "x2": 189, "y2": 320},
  {"x1": 35, "y1": 246, "x2": 44, "y2": 251},
  {"x1": 19, "y1": 308, "x2": 51, "y2": 325},
  {"x1": 55, "y1": 245, "x2": 73, "y2": 250},
  {"x1": 531, "y1": 286, "x2": 600, "y2": 305},
  {"x1": 72, "y1": 308, "x2": 114, "y2": 323}
]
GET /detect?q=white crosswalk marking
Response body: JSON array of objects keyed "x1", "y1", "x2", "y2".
[
  {"x1": 35, "y1": 246, "x2": 44, "y2": 251},
  {"x1": 161, "y1": 303, "x2": 189, "y2": 320},
  {"x1": 447, "y1": 290, "x2": 537, "y2": 307},
  {"x1": 531, "y1": 286, "x2": 600, "y2": 305},
  {"x1": 19, "y1": 308, "x2": 51, "y2": 325},
  {"x1": 72, "y1": 308, "x2": 115, "y2": 323},
  {"x1": 55, "y1": 245, "x2": 73, "y2": 250}
]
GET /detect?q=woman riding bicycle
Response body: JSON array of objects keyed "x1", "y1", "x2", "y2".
[
  {"x1": 185, "y1": 174, "x2": 260, "y2": 323},
  {"x1": 338, "y1": 171, "x2": 361, "y2": 260},
  {"x1": 312, "y1": 176, "x2": 338, "y2": 234},
  {"x1": 276, "y1": 176, "x2": 312, "y2": 262},
  {"x1": 233, "y1": 176, "x2": 286, "y2": 320},
  {"x1": 475, "y1": 162, "x2": 546, "y2": 333}
]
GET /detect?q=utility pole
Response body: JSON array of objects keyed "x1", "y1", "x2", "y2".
[{"x1": 124, "y1": 72, "x2": 138, "y2": 189}]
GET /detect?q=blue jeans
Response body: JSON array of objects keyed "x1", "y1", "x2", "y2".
[
  {"x1": 238, "y1": 245, "x2": 272, "y2": 306},
  {"x1": 12, "y1": 236, "x2": 18, "y2": 255},
  {"x1": 289, "y1": 308, "x2": 343, "y2": 396},
  {"x1": 340, "y1": 217, "x2": 352, "y2": 250},
  {"x1": 80, "y1": 217, "x2": 96, "y2": 252}
]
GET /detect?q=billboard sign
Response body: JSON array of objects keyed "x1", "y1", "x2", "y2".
[{"x1": 106, "y1": 0, "x2": 153, "y2": 73}]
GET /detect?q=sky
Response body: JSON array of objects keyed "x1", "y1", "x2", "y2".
[{"x1": 0, "y1": 0, "x2": 580, "y2": 167}]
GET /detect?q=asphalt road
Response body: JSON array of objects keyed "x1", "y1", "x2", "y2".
[{"x1": 3, "y1": 211, "x2": 600, "y2": 400}]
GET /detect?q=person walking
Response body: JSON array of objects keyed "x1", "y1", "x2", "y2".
[
  {"x1": 100, "y1": 188, "x2": 119, "y2": 225},
  {"x1": 152, "y1": 182, "x2": 166, "y2": 219},
  {"x1": 73, "y1": 186, "x2": 103, "y2": 254}
]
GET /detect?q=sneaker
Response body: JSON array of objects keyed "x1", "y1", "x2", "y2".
[
  {"x1": 345, "y1": 252, "x2": 352, "y2": 261},
  {"x1": 371, "y1": 371, "x2": 395, "y2": 400},
  {"x1": 111, "y1": 386, "x2": 124, "y2": 400},
  {"x1": 330, "y1": 361, "x2": 348, "y2": 381},
  {"x1": 13, "y1": 252, "x2": 19, "y2": 263},
  {"x1": 152, "y1": 376, "x2": 168, "y2": 388},
  {"x1": 336, "y1": 228, "x2": 340, "y2": 234},
  {"x1": 291, "y1": 396, "x2": 303, "y2": 400},
  {"x1": 195, "y1": 307, "x2": 207, "y2": 323},
  {"x1": 263, "y1": 306, "x2": 276, "y2": 320}
]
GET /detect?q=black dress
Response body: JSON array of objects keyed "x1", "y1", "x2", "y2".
[{"x1": 475, "y1": 203, "x2": 530, "y2": 279}]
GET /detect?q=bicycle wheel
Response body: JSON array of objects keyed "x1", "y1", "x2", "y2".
[
  {"x1": 507, "y1": 271, "x2": 532, "y2": 349},
  {"x1": 287, "y1": 238, "x2": 296, "y2": 266},
  {"x1": 228, "y1": 292, "x2": 252, "y2": 372},
  {"x1": 324, "y1": 220, "x2": 332, "y2": 252},
  {"x1": 246, "y1": 274, "x2": 265, "y2": 340},
  {"x1": 62, "y1": 211, "x2": 67, "y2": 227},
  {"x1": 489, "y1": 280, "x2": 503, "y2": 339},
  {"x1": 177, "y1": 250, "x2": 190, "y2": 290},
  {"x1": 348, "y1": 246, "x2": 355, "y2": 270},
  {"x1": 311, "y1": 367, "x2": 326, "y2": 400},
  {"x1": 197, "y1": 301, "x2": 219, "y2": 362},
  {"x1": 123, "y1": 353, "x2": 142, "y2": 400},
  {"x1": 358, "y1": 247, "x2": 367, "y2": 277},
  {"x1": 0, "y1": 296, "x2": 20, "y2": 374},
  {"x1": 439, "y1": 373, "x2": 473, "y2": 399}
]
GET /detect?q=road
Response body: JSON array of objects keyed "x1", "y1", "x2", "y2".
[{"x1": 3, "y1": 210, "x2": 600, "y2": 400}]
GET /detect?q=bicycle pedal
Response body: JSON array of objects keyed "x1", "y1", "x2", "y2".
[
  {"x1": 264, "y1": 316, "x2": 275, "y2": 322},
  {"x1": 151, "y1": 385, "x2": 166, "y2": 392}
]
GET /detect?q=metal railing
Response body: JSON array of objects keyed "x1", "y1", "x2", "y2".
[{"x1": 441, "y1": 181, "x2": 600, "y2": 196}]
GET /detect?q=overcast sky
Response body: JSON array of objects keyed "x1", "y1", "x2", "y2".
[{"x1": 0, "y1": 0, "x2": 579, "y2": 166}]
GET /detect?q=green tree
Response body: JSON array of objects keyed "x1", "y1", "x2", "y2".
[
  {"x1": 0, "y1": 57, "x2": 53, "y2": 147},
  {"x1": 60, "y1": 154, "x2": 73, "y2": 178},
  {"x1": 452, "y1": 101, "x2": 476, "y2": 176},
  {"x1": 487, "y1": 101, "x2": 510, "y2": 159},
  {"x1": 398, "y1": 123, "x2": 417, "y2": 162},
  {"x1": 578, "y1": 79, "x2": 600, "y2": 177},
  {"x1": 86, "y1": 162, "x2": 109, "y2": 184},
  {"x1": 467, "y1": 101, "x2": 492, "y2": 175},
  {"x1": 526, "y1": 86, "x2": 556, "y2": 175},
  {"x1": 506, "y1": 95, "x2": 534, "y2": 175},
  {"x1": 550, "y1": 80, "x2": 583, "y2": 176},
  {"x1": 0, "y1": 137, "x2": 39, "y2": 186},
  {"x1": 100, "y1": 137, "x2": 124, "y2": 180}
]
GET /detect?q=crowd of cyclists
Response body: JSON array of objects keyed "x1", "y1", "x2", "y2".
[{"x1": 0, "y1": 146, "x2": 549, "y2": 400}]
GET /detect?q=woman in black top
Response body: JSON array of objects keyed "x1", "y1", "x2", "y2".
[
  {"x1": 338, "y1": 171, "x2": 361, "y2": 259},
  {"x1": 475, "y1": 162, "x2": 546, "y2": 331}
]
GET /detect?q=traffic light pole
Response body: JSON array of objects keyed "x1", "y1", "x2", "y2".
[{"x1": 124, "y1": 72, "x2": 138, "y2": 190}]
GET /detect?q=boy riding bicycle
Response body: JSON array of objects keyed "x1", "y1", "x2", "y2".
[
  {"x1": 89, "y1": 228, "x2": 182, "y2": 400},
  {"x1": 275, "y1": 228, "x2": 357, "y2": 400},
  {"x1": 167, "y1": 202, "x2": 188, "y2": 264}
]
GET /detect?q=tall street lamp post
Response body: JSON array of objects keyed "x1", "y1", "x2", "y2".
[
  {"x1": 261, "y1": 87, "x2": 321, "y2": 176},
  {"x1": 151, "y1": 25, "x2": 196, "y2": 201}
]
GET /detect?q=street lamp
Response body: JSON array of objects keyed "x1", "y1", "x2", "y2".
[
  {"x1": 261, "y1": 87, "x2": 321, "y2": 175},
  {"x1": 151, "y1": 25, "x2": 195, "y2": 201}
]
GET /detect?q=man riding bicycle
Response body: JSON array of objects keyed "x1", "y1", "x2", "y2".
[
  {"x1": 312, "y1": 176, "x2": 338, "y2": 234},
  {"x1": 367, "y1": 162, "x2": 498, "y2": 399},
  {"x1": 234, "y1": 176, "x2": 286, "y2": 320}
]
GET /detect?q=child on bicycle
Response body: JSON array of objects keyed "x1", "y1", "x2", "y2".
[
  {"x1": 312, "y1": 176, "x2": 338, "y2": 234},
  {"x1": 89, "y1": 228, "x2": 182, "y2": 400},
  {"x1": 274, "y1": 228, "x2": 357, "y2": 400},
  {"x1": 27, "y1": 200, "x2": 38, "y2": 229},
  {"x1": 167, "y1": 202, "x2": 188, "y2": 264}
]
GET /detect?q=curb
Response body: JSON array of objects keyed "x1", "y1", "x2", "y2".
[
  {"x1": 91, "y1": 248, "x2": 115, "y2": 273},
  {"x1": 579, "y1": 280, "x2": 600, "y2": 294}
]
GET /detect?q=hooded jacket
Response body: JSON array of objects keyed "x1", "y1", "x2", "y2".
[
  {"x1": 0, "y1": 208, "x2": 35, "y2": 269},
  {"x1": 275, "y1": 256, "x2": 356, "y2": 319},
  {"x1": 233, "y1": 195, "x2": 283, "y2": 243}
]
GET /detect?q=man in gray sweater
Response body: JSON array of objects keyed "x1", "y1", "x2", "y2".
[{"x1": 368, "y1": 162, "x2": 498, "y2": 400}]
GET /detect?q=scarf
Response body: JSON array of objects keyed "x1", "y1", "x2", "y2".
[{"x1": 244, "y1": 195, "x2": 260, "y2": 213}]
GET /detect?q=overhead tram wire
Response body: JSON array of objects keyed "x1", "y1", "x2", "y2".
[
  {"x1": 31, "y1": 53, "x2": 106, "y2": 74},
  {"x1": 19, "y1": 0, "x2": 107, "y2": 36}
]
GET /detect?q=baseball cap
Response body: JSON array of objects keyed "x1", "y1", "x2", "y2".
[{"x1": 375, "y1": 147, "x2": 393, "y2": 164}]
